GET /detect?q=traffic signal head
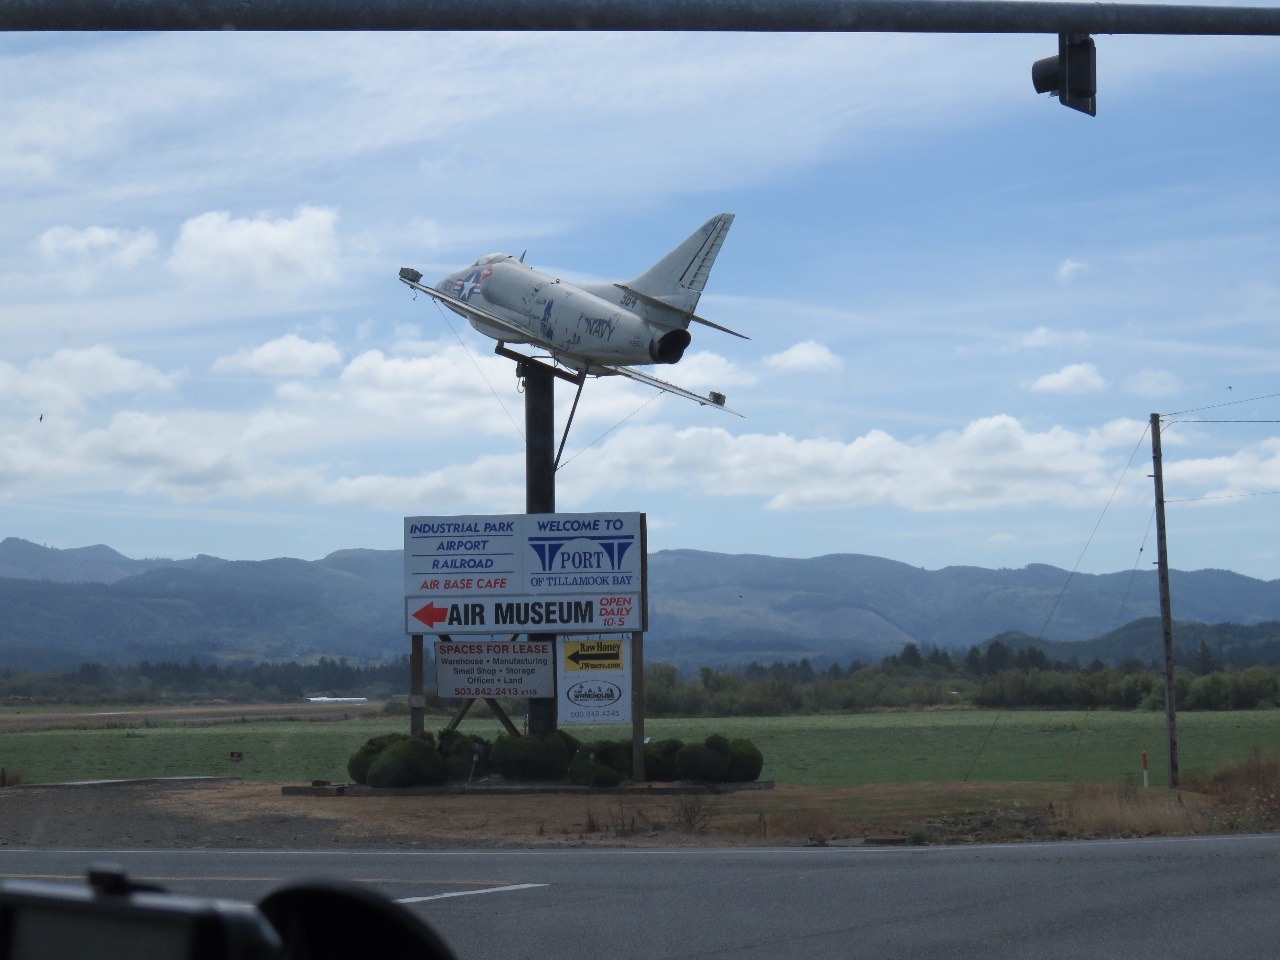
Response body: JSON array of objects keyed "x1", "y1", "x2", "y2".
[{"x1": 1032, "y1": 33, "x2": 1097, "y2": 116}]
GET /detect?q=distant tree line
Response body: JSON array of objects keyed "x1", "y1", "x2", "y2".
[
  {"x1": 642, "y1": 638, "x2": 1280, "y2": 716},
  {"x1": 1, "y1": 638, "x2": 1277, "y2": 714}
]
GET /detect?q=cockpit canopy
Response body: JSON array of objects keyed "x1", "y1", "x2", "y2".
[{"x1": 473, "y1": 253, "x2": 512, "y2": 266}]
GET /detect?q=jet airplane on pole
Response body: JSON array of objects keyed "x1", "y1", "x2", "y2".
[{"x1": 398, "y1": 213, "x2": 746, "y2": 415}]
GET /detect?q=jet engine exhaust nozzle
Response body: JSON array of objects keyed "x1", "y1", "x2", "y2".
[{"x1": 649, "y1": 329, "x2": 691, "y2": 364}]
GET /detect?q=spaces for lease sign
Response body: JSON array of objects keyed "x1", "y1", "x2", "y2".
[
  {"x1": 558, "y1": 636, "x2": 631, "y2": 725},
  {"x1": 403, "y1": 512, "x2": 646, "y2": 636},
  {"x1": 435, "y1": 637, "x2": 553, "y2": 699}
]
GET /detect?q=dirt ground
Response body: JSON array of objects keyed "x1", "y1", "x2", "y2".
[{"x1": 0, "y1": 776, "x2": 1237, "y2": 849}]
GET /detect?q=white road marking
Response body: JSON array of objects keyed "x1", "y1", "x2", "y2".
[{"x1": 396, "y1": 882, "x2": 547, "y2": 904}]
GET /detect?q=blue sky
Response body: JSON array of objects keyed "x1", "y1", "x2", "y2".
[{"x1": 2, "y1": 23, "x2": 1280, "y2": 578}]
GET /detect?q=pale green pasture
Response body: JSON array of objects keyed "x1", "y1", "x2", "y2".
[{"x1": 1, "y1": 710, "x2": 1276, "y2": 786}]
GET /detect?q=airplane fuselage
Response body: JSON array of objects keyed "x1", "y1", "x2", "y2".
[
  {"x1": 435, "y1": 255, "x2": 691, "y2": 372},
  {"x1": 399, "y1": 212, "x2": 742, "y2": 413}
]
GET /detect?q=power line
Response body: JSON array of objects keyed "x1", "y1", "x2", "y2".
[
  {"x1": 1166, "y1": 490, "x2": 1280, "y2": 504},
  {"x1": 1163, "y1": 390, "x2": 1280, "y2": 418}
]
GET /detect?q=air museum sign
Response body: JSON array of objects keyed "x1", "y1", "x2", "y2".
[{"x1": 403, "y1": 512, "x2": 647, "y2": 637}]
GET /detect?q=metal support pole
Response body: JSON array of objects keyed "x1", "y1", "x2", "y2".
[
  {"x1": 523, "y1": 359, "x2": 558, "y2": 737},
  {"x1": 7, "y1": 0, "x2": 1280, "y2": 35},
  {"x1": 410, "y1": 633, "x2": 425, "y2": 737},
  {"x1": 1150, "y1": 412, "x2": 1180, "y2": 788},
  {"x1": 631, "y1": 631, "x2": 646, "y2": 782}
]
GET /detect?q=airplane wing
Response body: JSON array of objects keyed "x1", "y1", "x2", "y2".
[
  {"x1": 398, "y1": 268, "x2": 557, "y2": 352},
  {"x1": 592, "y1": 362, "x2": 744, "y2": 417},
  {"x1": 400, "y1": 267, "x2": 742, "y2": 416}
]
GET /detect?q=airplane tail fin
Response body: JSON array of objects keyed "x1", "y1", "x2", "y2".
[{"x1": 624, "y1": 213, "x2": 734, "y2": 314}]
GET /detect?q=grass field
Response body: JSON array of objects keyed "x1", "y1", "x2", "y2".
[{"x1": 1, "y1": 707, "x2": 1277, "y2": 786}]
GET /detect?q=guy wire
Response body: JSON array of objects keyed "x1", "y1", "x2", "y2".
[
  {"x1": 557, "y1": 393, "x2": 661, "y2": 471},
  {"x1": 432, "y1": 301, "x2": 523, "y2": 441},
  {"x1": 1033, "y1": 420, "x2": 1151, "y2": 644},
  {"x1": 1112, "y1": 506, "x2": 1156, "y2": 633},
  {"x1": 963, "y1": 710, "x2": 1001, "y2": 782}
]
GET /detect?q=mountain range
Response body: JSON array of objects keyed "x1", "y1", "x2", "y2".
[{"x1": 3, "y1": 536, "x2": 1280, "y2": 673}]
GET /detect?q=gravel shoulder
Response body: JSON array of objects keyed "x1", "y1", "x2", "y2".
[
  {"x1": 0, "y1": 779, "x2": 778, "y2": 849},
  {"x1": 0, "y1": 776, "x2": 1234, "y2": 849}
]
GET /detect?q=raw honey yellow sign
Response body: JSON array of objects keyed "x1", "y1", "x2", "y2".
[
  {"x1": 562, "y1": 639, "x2": 624, "y2": 671},
  {"x1": 559, "y1": 637, "x2": 631, "y2": 724}
]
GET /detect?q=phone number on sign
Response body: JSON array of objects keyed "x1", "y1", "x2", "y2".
[{"x1": 449, "y1": 687, "x2": 524, "y2": 697}]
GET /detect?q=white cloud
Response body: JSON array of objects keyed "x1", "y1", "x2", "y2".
[
  {"x1": 36, "y1": 403, "x2": 527, "y2": 511},
  {"x1": 1018, "y1": 326, "x2": 1091, "y2": 351},
  {"x1": 666, "y1": 351, "x2": 757, "y2": 391},
  {"x1": 213, "y1": 334, "x2": 342, "y2": 378},
  {"x1": 32, "y1": 225, "x2": 159, "y2": 291},
  {"x1": 167, "y1": 206, "x2": 340, "y2": 292},
  {"x1": 1030, "y1": 363, "x2": 1106, "y2": 394},
  {"x1": 270, "y1": 342, "x2": 533, "y2": 443},
  {"x1": 1056, "y1": 258, "x2": 1088, "y2": 283},
  {"x1": 24, "y1": 408, "x2": 1143, "y2": 518},
  {"x1": 0, "y1": 346, "x2": 177, "y2": 415},
  {"x1": 1165, "y1": 438, "x2": 1280, "y2": 502},
  {"x1": 37, "y1": 225, "x2": 158, "y2": 268},
  {"x1": 560, "y1": 415, "x2": 1149, "y2": 513},
  {"x1": 764, "y1": 340, "x2": 843, "y2": 372},
  {"x1": 1124, "y1": 369, "x2": 1182, "y2": 399}
]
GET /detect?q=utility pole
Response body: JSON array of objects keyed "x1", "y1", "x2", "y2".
[
  {"x1": 1150, "y1": 412, "x2": 1180, "y2": 788},
  {"x1": 522, "y1": 358, "x2": 558, "y2": 737}
]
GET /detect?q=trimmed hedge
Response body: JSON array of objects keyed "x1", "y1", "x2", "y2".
[
  {"x1": 347, "y1": 732, "x2": 412, "y2": 785},
  {"x1": 490, "y1": 730, "x2": 580, "y2": 781},
  {"x1": 674, "y1": 742, "x2": 730, "y2": 782},
  {"x1": 437, "y1": 728, "x2": 491, "y2": 780},
  {"x1": 365, "y1": 737, "x2": 448, "y2": 788},
  {"x1": 346, "y1": 728, "x2": 763, "y2": 786},
  {"x1": 725, "y1": 738, "x2": 764, "y2": 782},
  {"x1": 568, "y1": 739, "x2": 631, "y2": 787},
  {"x1": 644, "y1": 738, "x2": 685, "y2": 782}
]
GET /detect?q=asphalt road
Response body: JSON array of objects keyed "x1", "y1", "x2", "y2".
[{"x1": 1, "y1": 836, "x2": 1277, "y2": 959}]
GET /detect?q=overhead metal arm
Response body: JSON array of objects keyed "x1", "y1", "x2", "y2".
[{"x1": 3, "y1": 0, "x2": 1280, "y2": 34}]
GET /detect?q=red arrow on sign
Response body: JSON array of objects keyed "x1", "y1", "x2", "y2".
[{"x1": 411, "y1": 601, "x2": 449, "y2": 628}]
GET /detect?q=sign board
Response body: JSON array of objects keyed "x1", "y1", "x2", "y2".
[
  {"x1": 557, "y1": 636, "x2": 631, "y2": 725},
  {"x1": 435, "y1": 637, "x2": 553, "y2": 699},
  {"x1": 404, "y1": 512, "x2": 646, "y2": 636}
]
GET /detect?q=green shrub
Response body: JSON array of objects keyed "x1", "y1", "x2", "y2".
[
  {"x1": 366, "y1": 738, "x2": 448, "y2": 788},
  {"x1": 675, "y1": 742, "x2": 730, "y2": 783},
  {"x1": 544, "y1": 730, "x2": 580, "y2": 778},
  {"x1": 596, "y1": 739, "x2": 632, "y2": 778},
  {"x1": 704, "y1": 733, "x2": 732, "y2": 758},
  {"x1": 490, "y1": 731, "x2": 579, "y2": 781},
  {"x1": 490, "y1": 734, "x2": 539, "y2": 780},
  {"x1": 347, "y1": 732, "x2": 411, "y2": 785},
  {"x1": 566, "y1": 739, "x2": 631, "y2": 787},
  {"x1": 724, "y1": 738, "x2": 764, "y2": 782},
  {"x1": 644, "y1": 738, "x2": 685, "y2": 782},
  {"x1": 568, "y1": 747, "x2": 627, "y2": 788},
  {"x1": 437, "y1": 728, "x2": 491, "y2": 780}
]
